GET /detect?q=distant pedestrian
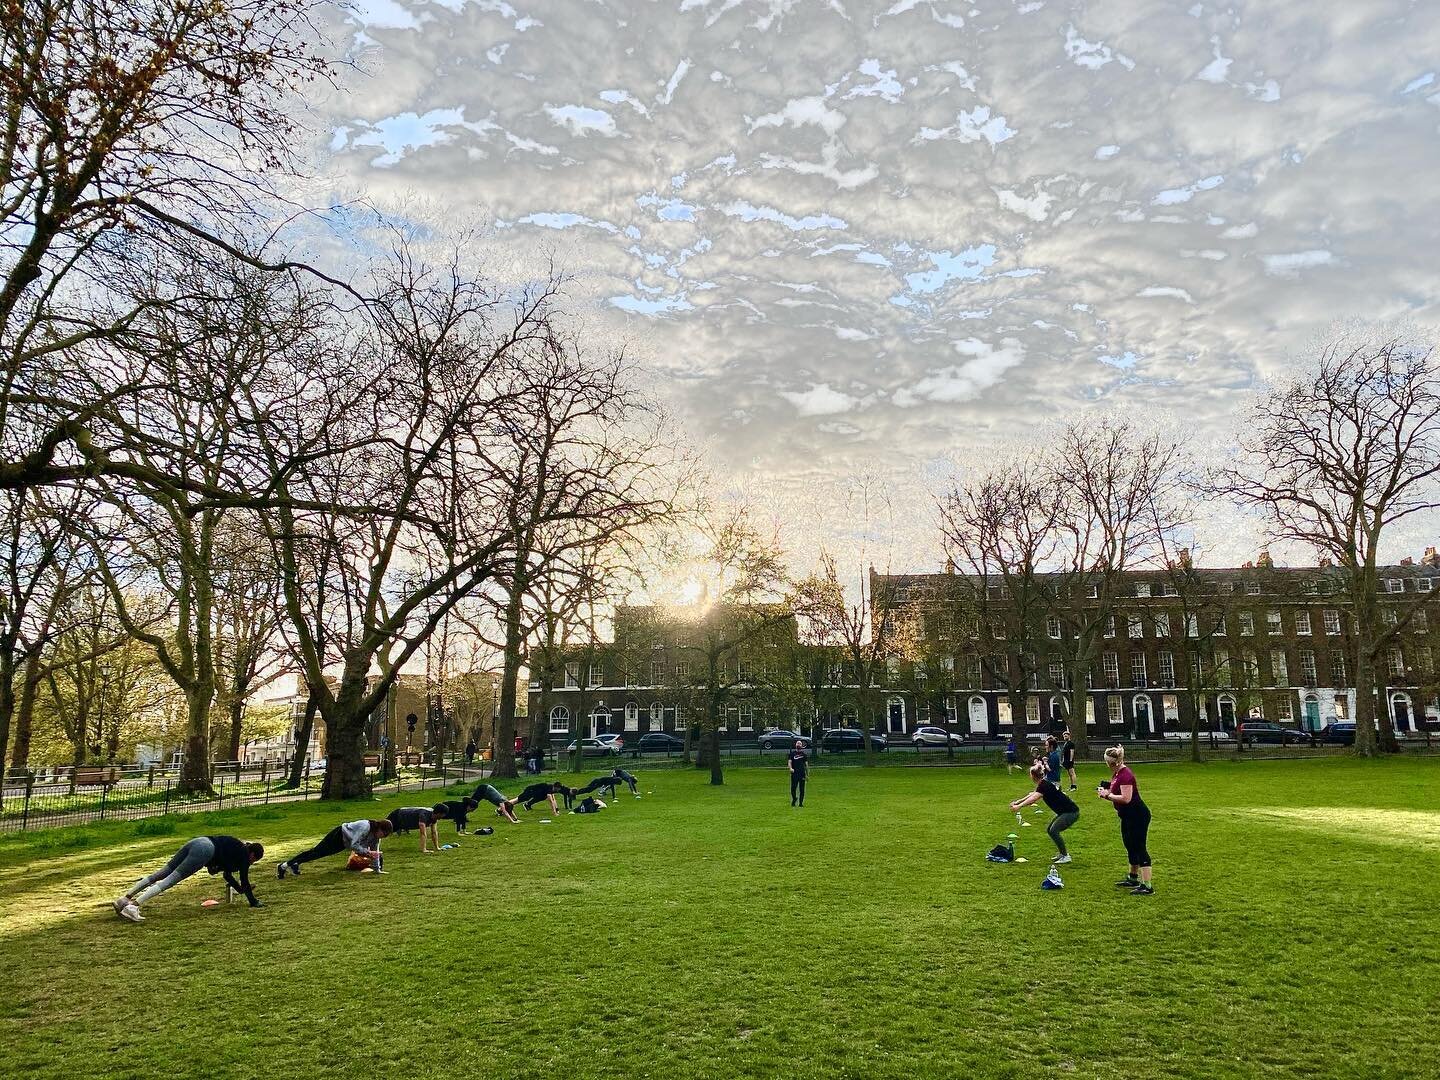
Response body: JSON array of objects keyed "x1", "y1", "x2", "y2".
[
  {"x1": 1061, "y1": 730, "x2": 1077, "y2": 791},
  {"x1": 277, "y1": 819, "x2": 392, "y2": 879},
  {"x1": 465, "y1": 739, "x2": 477, "y2": 766},
  {"x1": 788, "y1": 741, "x2": 808, "y2": 807},
  {"x1": 1045, "y1": 736, "x2": 1062, "y2": 786},
  {"x1": 113, "y1": 836, "x2": 264, "y2": 922},
  {"x1": 1098, "y1": 745, "x2": 1153, "y2": 895},
  {"x1": 1011, "y1": 761, "x2": 1080, "y2": 864},
  {"x1": 1004, "y1": 736, "x2": 1018, "y2": 773}
]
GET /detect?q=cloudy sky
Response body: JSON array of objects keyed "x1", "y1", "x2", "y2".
[{"x1": 311, "y1": 0, "x2": 1440, "y2": 568}]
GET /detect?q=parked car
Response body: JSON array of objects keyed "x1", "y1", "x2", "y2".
[
  {"x1": 563, "y1": 734, "x2": 625, "y2": 757},
  {"x1": 912, "y1": 726, "x2": 963, "y2": 748},
  {"x1": 1236, "y1": 722, "x2": 1310, "y2": 745},
  {"x1": 819, "y1": 728, "x2": 888, "y2": 752},
  {"x1": 630, "y1": 732, "x2": 686, "y2": 755},
  {"x1": 759, "y1": 729, "x2": 811, "y2": 750},
  {"x1": 1161, "y1": 730, "x2": 1235, "y2": 742},
  {"x1": 1318, "y1": 722, "x2": 1355, "y2": 745}
]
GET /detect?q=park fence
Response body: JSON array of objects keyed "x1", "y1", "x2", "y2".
[{"x1": 0, "y1": 758, "x2": 491, "y2": 834}]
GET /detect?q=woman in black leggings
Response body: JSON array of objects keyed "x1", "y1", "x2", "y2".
[
  {"x1": 1011, "y1": 760, "x2": 1079, "y2": 863},
  {"x1": 1098, "y1": 746, "x2": 1153, "y2": 895}
]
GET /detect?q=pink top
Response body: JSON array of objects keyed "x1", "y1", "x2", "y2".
[{"x1": 1109, "y1": 766, "x2": 1138, "y2": 813}]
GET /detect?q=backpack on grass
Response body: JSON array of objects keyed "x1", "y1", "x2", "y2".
[{"x1": 985, "y1": 842, "x2": 1014, "y2": 863}]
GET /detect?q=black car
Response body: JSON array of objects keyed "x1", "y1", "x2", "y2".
[
  {"x1": 630, "y1": 732, "x2": 686, "y2": 755},
  {"x1": 1237, "y1": 722, "x2": 1311, "y2": 745},
  {"x1": 758, "y1": 729, "x2": 811, "y2": 751},
  {"x1": 1318, "y1": 722, "x2": 1356, "y2": 746},
  {"x1": 819, "y1": 728, "x2": 888, "y2": 752}
]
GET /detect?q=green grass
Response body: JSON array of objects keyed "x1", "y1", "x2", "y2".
[{"x1": 1, "y1": 759, "x2": 1437, "y2": 1079}]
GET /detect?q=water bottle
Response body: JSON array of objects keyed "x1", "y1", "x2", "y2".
[{"x1": 374, "y1": 851, "x2": 384, "y2": 874}]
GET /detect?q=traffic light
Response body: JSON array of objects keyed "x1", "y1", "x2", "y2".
[{"x1": 406, "y1": 713, "x2": 418, "y2": 733}]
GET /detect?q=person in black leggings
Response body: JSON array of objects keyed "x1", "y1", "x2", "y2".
[
  {"x1": 612, "y1": 767, "x2": 639, "y2": 795},
  {"x1": 386, "y1": 805, "x2": 448, "y2": 852},
  {"x1": 277, "y1": 819, "x2": 393, "y2": 878},
  {"x1": 436, "y1": 797, "x2": 480, "y2": 833},
  {"x1": 787, "y1": 741, "x2": 808, "y2": 807},
  {"x1": 1098, "y1": 745, "x2": 1153, "y2": 895},
  {"x1": 1011, "y1": 760, "x2": 1080, "y2": 863},
  {"x1": 518, "y1": 782, "x2": 566, "y2": 814},
  {"x1": 574, "y1": 775, "x2": 619, "y2": 800}
]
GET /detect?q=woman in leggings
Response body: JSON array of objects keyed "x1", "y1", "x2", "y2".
[
  {"x1": 276, "y1": 819, "x2": 392, "y2": 878},
  {"x1": 1010, "y1": 760, "x2": 1079, "y2": 863},
  {"x1": 1098, "y1": 745, "x2": 1153, "y2": 895},
  {"x1": 113, "y1": 836, "x2": 264, "y2": 922},
  {"x1": 472, "y1": 783, "x2": 521, "y2": 823}
]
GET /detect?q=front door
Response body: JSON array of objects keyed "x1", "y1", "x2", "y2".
[
  {"x1": 968, "y1": 696, "x2": 988, "y2": 735},
  {"x1": 1394, "y1": 696, "x2": 1412, "y2": 732},
  {"x1": 887, "y1": 698, "x2": 905, "y2": 734},
  {"x1": 1303, "y1": 696, "x2": 1321, "y2": 731}
]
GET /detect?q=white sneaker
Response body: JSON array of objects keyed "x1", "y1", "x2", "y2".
[
  {"x1": 1052, "y1": 854, "x2": 1072, "y2": 865},
  {"x1": 112, "y1": 896, "x2": 131, "y2": 916},
  {"x1": 119, "y1": 903, "x2": 144, "y2": 923}
]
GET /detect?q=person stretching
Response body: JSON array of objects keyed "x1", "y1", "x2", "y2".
[
  {"x1": 518, "y1": 782, "x2": 565, "y2": 814},
  {"x1": 1011, "y1": 760, "x2": 1080, "y2": 864},
  {"x1": 436, "y1": 797, "x2": 480, "y2": 833},
  {"x1": 1061, "y1": 730, "x2": 1078, "y2": 791},
  {"x1": 277, "y1": 819, "x2": 392, "y2": 878},
  {"x1": 612, "y1": 766, "x2": 639, "y2": 795},
  {"x1": 472, "y1": 783, "x2": 521, "y2": 823},
  {"x1": 1098, "y1": 745, "x2": 1153, "y2": 895},
  {"x1": 387, "y1": 805, "x2": 448, "y2": 853},
  {"x1": 113, "y1": 836, "x2": 263, "y2": 922},
  {"x1": 788, "y1": 741, "x2": 808, "y2": 807},
  {"x1": 574, "y1": 775, "x2": 619, "y2": 800}
]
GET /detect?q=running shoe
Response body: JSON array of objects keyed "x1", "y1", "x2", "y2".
[
  {"x1": 112, "y1": 896, "x2": 131, "y2": 915},
  {"x1": 1130, "y1": 884, "x2": 1155, "y2": 896},
  {"x1": 276, "y1": 862, "x2": 287, "y2": 880},
  {"x1": 1052, "y1": 854, "x2": 1072, "y2": 864},
  {"x1": 1114, "y1": 877, "x2": 1140, "y2": 888},
  {"x1": 119, "y1": 903, "x2": 144, "y2": 923}
]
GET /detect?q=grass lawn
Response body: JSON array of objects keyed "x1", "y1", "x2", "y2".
[{"x1": 1, "y1": 758, "x2": 1437, "y2": 1079}]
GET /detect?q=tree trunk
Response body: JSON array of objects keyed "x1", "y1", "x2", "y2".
[
  {"x1": 285, "y1": 691, "x2": 318, "y2": 789},
  {"x1": 9, "y1": 652, "x2": 41, "y2": 775},
  {"x1": 494, "y1": 598, "x2": 524, "y2": 779},
  {"x1": 321, "y1": 721, "x2": 371, "y2": 799},
  {"x1": 1010, "y1": 685, "x2": 1028, "y2": 766},
  {"x1": 0, "y1": 649, "x2": 15, "y2": 779},
  {"x1": 1353, "y1": 646, "x2": 1379, "y2": 757},
  {"x1": 1068, "y1": 680, "x2": 1090, "y2": 756},
  {"x1": 177, "y1": 685, "x2": 214, "y2": 795},
  {"x1": 708, "y1": 721, "x2": 724, "y2": 786},
  {"x1": 226, "y1": 692, "x2": 245, "y2": 762}
]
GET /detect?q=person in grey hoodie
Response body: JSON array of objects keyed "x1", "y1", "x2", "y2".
[{"x1": 276, "y1": 818, "x2": 393, "y2": 878}]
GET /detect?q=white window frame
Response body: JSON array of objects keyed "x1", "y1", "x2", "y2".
[
  {"x1": 1107, "y1": 696, "x2": 1123, "y2": 727},
  {"x1": 1102, "y1": 651, "x2": 1120, "y2": 687},
  {"x1": 1131, "y1": 652, "x2": 1148, "y2": 687},
  {"x1": 565, "y1": 663, "x2": 580, "y2": 689},
  {"x1": 1155, "y1": 612, "x2": 1171, "y2": 638},
  {"x1": 588, "y1": 663, "x2": 604, "y2": 688},
  {"x1": 1385, "y1": 578, "x2": 1405, "y2": 593},
  {"x1": 1128, "y1": 615, "x2": 1144, "y2": 639},
  {"x1": 1266, "y1": 610, "x2": 1282, "y2": 635},
  {"x1": 1158, "y1": 651, "x2": 1175, "y2": 685},
  {"x1": 649, "y1": 702, "x2": 664, "y2": 728},
  {"x1": 1239, "y1": 612, "x2": 1254, "y2": 636},
  {"x1": 1295, "y1": 611, "x2": 1312, "y2": 635},
  {"x1": 1270, "y1": 648, "x2": 1289, "y2": 686},
  {"x1": 1299, "y1": 648, "x2": 1318, "y2": 686},
  {"x1": 549, "y1": 706, "x2": 571, "y2": 734},
  {"x1": 1135, "y1": 582, "x2": 1152, "y2": 598},
  {"x1": 1324, "y1": 609, "x2": 1341, "y2": 635},
  {"x1": 1047, "y1": 617, "x2": 1062, "y2": 640}
]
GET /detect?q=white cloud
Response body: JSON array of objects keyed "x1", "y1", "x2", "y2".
[
  {"x1": 780, "y1": 383, "x2": 861, "y2": 416},
  {"x1": 994, "y1": 187, "x2": 1054, "y2": 222},
  {"x1": 1064, "y1": 25, "x2": 1135, "y2": 71},
  {"x1": 1153, "y1": 174, "x2": 1225, "y2": 205},
  {"x1": 892, "y1": 337, "x2": 1026, "y2": 406},
  {"x1": 749, "y1": 96, "x2": 847, "y2": 136},
  {"x1": 720, "y1": 201, "x2": 849, "y2": 231},
  {"x1": 659, "y1": 58, "x2": 692, "y2": 104},
  {"x1": 915, "y1": 106, "x2": 1017, "y2": 147},
  {"x1": 1262, "y1": 250, "x2": 1335, "y2": 276},
  {"x1": 1095, "y1": 144, "x2": 1120, "y2": 160},
  {"x1": 544, "y1": 104, "x2": 619, "y2": 136},
  {"x1": 1136, "y1": 286, "x2": 1195, "y2": 302},
  {"x1": 1221, "y1": 221, "x2": 1258, "y2": 239},
  {"x1": 1196, "y1": 37, "x2": 1232, "y2": 83}
]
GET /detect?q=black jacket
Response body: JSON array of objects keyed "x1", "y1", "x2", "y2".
[{"x1": 204, "y1": 835, "x2": 259, "y2": 906}]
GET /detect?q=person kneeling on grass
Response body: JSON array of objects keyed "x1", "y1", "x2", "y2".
[
  {"x1": 1098, "y1": 745, "x2": 1154, "y2": 896},
  {"x1": 276, "y1": 819, "x2": 393, "y2": 879},
  {"x1": 114, "y1": 836, "x2": 264, "y2": 923},
  {"x1": 471, "y1": 783, "x2": 521, "y2": 823},
  {"x1": 1011, "y1": 760, "x2": 1080, "y2": 864},
  {"x1": 386, "y1": 805, "x2": 449, "y2": 853},
  {"x1": 436, "y1": 797, "x2": 480, "y2": 833}
]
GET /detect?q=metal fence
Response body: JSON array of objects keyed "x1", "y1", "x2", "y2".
[{"x1": 0, "y1": 758, "x2": 491, "y2": 833}]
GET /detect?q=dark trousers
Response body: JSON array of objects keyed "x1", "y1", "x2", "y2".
[
  {"x1": 1120, "y1": 805, "x2": 1152, "y2": 867},
  {"x1": 790, "y1": 773, "x2": 806, "y2": 805},
  {"x1": 1047, "y1": 811, "x2": 1079, "y2": 856},
  {"x1": 291, "y1": 826, "x2": 347, "y2": 866}
]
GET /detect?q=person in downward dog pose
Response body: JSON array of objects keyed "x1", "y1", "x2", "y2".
[
  {"x1": 611, "y1": 766, "x2": 640, "y2": 795},
  {"x1": 1010, "y1": 760, "x2": 1080, "y2": 864},
  {"x1": 113, "y1": 836, "x2": 264, "y2": 922},
  {"x1": 277, "y1": 819, "x2": 392, "y2": 878},
  {"x1": 471, "y1": 783, "x2": 521, "y2": 823}
]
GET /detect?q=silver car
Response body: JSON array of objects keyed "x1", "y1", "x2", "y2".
[{"x1": 912, "y1": 725, "x2": 963, "y2": 748}]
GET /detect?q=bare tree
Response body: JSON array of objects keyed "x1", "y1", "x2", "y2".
[{"x1": 1210, "y1": 332, "x2": 1440, "y2": 754}]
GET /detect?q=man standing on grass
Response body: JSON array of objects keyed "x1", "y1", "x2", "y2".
[
  {"x1": 788, "y1": 740, "x2": 809, "y2": 807},
  {"x1": 1061, "y1": 730, "x2": 1077, "y2": 791}
]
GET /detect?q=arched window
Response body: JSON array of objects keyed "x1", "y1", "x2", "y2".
[
  {"x1": 839, "y1": 703, "x2": 858, "y2": 725},
  {"x1": 649, "y1": 702, "x2": 664, "y2": 729},
  {"x1": 548, "y1": 706, "x2": 570, "y2": 734},
  {"x1": 623, "y1": 701, "x2": 640, "y2": 731}
]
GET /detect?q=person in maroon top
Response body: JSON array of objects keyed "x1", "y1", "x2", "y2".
[{"x1": 1098, "y1": 745, "x2": 1153, "y2": 895}]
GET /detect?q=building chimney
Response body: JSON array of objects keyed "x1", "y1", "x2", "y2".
[
  {"x1": 944, "y1": 557, "x2": 956, "y2": 575},
  {"x1": 1257, "y1": 549, "x2": 1273, "y2": 569},
  {"x1": 1424, "y1": 546, "x2": 1440, "y2": 568},
  {"x1": 1241, "y1": 560, "x2": 1254, "y2": 569},
  {"x1": 1178, "y1": 547, "x2": 1192, "y2": 569},
  {"x1": 1400, "y1": 557, "x2": 1414, "y2": 567},
  {"x1": 1318, "y1": 556, "x2": 1332, "y2": 568}
]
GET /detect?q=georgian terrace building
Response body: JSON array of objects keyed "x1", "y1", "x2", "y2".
[{"x1": 527, "y1": 553, "x2": 1440, "y2": 746}]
